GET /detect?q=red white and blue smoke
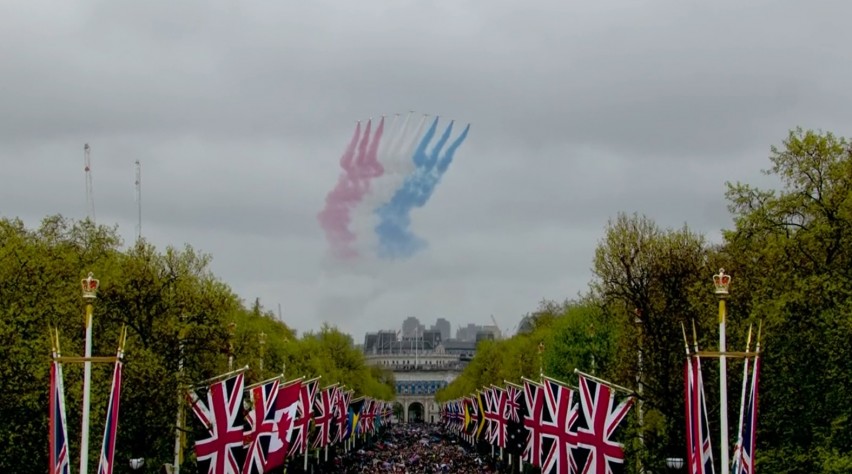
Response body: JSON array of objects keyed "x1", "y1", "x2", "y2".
[{"x1": 317, "y1": 112, "x2": 470, "y2": 260}]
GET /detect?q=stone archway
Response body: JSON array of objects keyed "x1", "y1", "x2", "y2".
[
  {"x1": 407, "y1": 401, "x2": 424, "y2": 423},
  {"x1": 393, "y1": 402, "x2": 404, "y2": 423}
]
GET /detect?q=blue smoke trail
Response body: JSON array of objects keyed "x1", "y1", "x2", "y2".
[{"x1": 375, "y1": 119, "x2": 471, "y2": 259}]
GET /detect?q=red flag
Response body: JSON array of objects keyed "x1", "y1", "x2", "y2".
[
  {"x1": 264, "y1": 379, "x2": 301, "y2": 470},
  {"x1": 96, "y1": 356, "x2": 123, "y2": 474},
  {"x1": 686, "y1": 355, "x2": 715, "y2": 474}
]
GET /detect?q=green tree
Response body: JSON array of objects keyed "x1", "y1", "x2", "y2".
[
  {"x1": 542, "y1": 299, "x2": 618, "y2": 384},
  {"x1": 724, "y1": 128, "x2": 852, "y2": 472},
  {"x1": 0, "y1": 215, "x2": 396, "y2": 474},
  {"x1": 591, "y1": 212, "x2": 712, "y2": 473}
]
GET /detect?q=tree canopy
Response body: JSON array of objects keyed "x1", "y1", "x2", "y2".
[
  {"x1": 0, "y1": 216, "x2": 393, "y2": 473},
  {"x1": 438, "y1": 128, "x2": 852, "y2": 473}
]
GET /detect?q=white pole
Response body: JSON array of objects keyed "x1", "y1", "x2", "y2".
[
  {"x1": 173, "y1": 339, "x2": 185, "y2": 474},
  {"x1": 715, "y1": 269, "x2": 731, "y2": 474},
  {"x1": 80, "y1": 302, "x2": 93, "y2": 474},
  {"x1": 636, "y1": 311, "x2": 644, "y2": 474},
  {"x1": 719, "y1": 302, "x2": 729, "y2": 474}
]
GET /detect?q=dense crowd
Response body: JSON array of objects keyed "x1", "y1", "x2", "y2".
[{"x1": 303, "y1": 423, "x2": 507, "y2": 473}]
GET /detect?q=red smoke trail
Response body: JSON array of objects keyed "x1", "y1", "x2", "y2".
[{"x1": 317, "y1": 118, "x2": 385, "y2": 259}]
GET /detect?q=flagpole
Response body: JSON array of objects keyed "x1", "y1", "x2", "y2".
[
  {"x1": 80, "y1": 272, "x2": 99, "y2": 474},
  {"x1": 732, "y1": 324, "x2": 753, "y2": 471},
  {"x1": 537, "y1": 342, "x2": 544, "y2": 383},
  {"x1": 573, "y1": 369, "x2": 635, "y2": 395},
  {"x1": 192, "y1": 365, "x2": 250, "y2": 388},
  {"x1": 173, "y1": 323, "x2": 189, "y2": 474},
  {"x1": 714, "y1": 269, "x2": 731, "y2": 474},
  {"x1": 227, "y1": 322, "x2": 236, "y2": 371}
]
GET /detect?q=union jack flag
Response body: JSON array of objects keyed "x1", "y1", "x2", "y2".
[
  {"x1": 451, "y1": 399, "x2": 464, "y2": 434},
  {"x1": 333, "y1": 389, "x2": 352, "y2": 444},
  {"x1": 188, "y1": 373, "x2": 247, "y2": 474},
  {"x1": 361, "y1": 398, "x2": 377, "y2": 434},
  {"x1": 49, "y1": 355, "x2": 70, "y2": 474},
  {"x1": 523, "y1": 379, "x2": 545, "y2": 467},
  {"x1": 732, "y1": 355, "x2": 760, "y2": 474},
  {"x1": 312, "y1": 385, "x2": 338, "y2": 449},
  {"x1": 574, "y1": 374, "x2": 634, "y2": 474},
  {"x1": 97, "y1": 353, "x2": 124, "y2": 474},
  {"x1": 465, "y1": 396, "x2": 480, "y2": 443},
  {"x1": 491, "y1": 385, "x2": 509, "y2": 449},
  {"x1": 242, "y1": 379, "x2": 279, "y2": 474},
  {"x1": 373, "y1": 399, "x2": 384, "y2": 432},
  {"x1": 686, "y1": 355, "x2": 715, "y2": 474},
  {"x1": 482, "y1": 387, "x2": 501, "y2": 446},
  {"x1": 539, "y1": 377, "x2": 579, "y2": 474},
  {"x1": 288, "y1": 377, "x2": 319, "y2": 457},
  {"x1": 264, "y1": 379, "x2": 300, "y2": 471}
]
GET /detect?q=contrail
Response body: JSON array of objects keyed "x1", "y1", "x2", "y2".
[
  {"x1": 374, "y1": 119, "x2": 470, "y2": 259},
  {"x1": 317, "y1": 118, "x2": 386, "y2": 259}
]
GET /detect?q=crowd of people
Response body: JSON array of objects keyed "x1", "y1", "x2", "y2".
[{"x1": 293, "y1": 423, "x2": 513, "y2": 473}]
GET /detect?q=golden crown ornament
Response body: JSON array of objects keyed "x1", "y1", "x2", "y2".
[
  {"x1": 713, "y1": 268, "x2": 731, "y2": 296},
  {"x1": 81, "y1": 272, "x2": 99, "y2": 300}
]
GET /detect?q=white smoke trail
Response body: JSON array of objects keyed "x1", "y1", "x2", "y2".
[{"x1": 352, "y1": 112, "x2": 430, "y2": 258}]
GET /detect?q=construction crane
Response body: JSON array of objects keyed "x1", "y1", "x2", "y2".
[
  {"x1": 490, "y1": 314, "x2": 503, "y2": 339},
  {"x1": 84, "y1": 144, "x2": 95, "y2": 222},
  {"x1": 134, "y1": 160, "x2": 142, "y2": 241}
]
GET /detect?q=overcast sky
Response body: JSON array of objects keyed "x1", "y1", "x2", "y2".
[{"x1": 2, "y1": 0, "x2": 851, "y2": 343}]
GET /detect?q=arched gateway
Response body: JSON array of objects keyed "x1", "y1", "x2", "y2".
[{"x1": 363, "y1": 339, "x2": 475, "y2": 423}]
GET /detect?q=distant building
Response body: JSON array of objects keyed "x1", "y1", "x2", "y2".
[
  {"x1": 361, "y1": 319, "x2": 489, "y2": 424},
  {"x1": 402, "y1": 316, "x2": 424, "y2": 338},
  {"x1": 431, "y1": 318, "x2": 451, "y2": 341},
  {"x1": 421, "y1": 329, "x2": 442, "y2": 347},
  {"x1": 456, "y1": 323, "x2": 501, "y2": 342},
  {"x1": 363, "y1": 330, "x2": 399, "y2": 354},
  {"x1": 517, "y1": 314, "x2": 535, "y2": 334}
]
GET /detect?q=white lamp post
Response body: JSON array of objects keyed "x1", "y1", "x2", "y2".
[
  {"x1": 80, "y1": 272, "x2": 99, "y2": 474},
  {"x1": 714, "y1": 269, "x2": 732, "y2": 474}
]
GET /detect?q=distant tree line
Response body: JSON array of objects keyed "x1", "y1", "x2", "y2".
[{"x1": 0, "y1": 217, "x2": 394, "y2": 473}]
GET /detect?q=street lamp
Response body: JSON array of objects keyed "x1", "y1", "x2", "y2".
[
  {"x1": 80, "y1": 272, "x2": 99, "y2": 474},
  {"x1": 258, "y1": 331, "x2": 267, "y2": 376},
  {"x1": 634, "y1": 308, "x2": 644, "y2": 473},
  {"x1": 227, "y1": 322, "x2": 237, "y2": 371},
  {"x1": 713, "y1": 268, "x2": 732, "y2": 474},
  {"x1": 129, "y1": 458, "x2": 145, "y2": 471},
  {"x1": 665, "y1": 457, "x2": 684, "y2": 471}
]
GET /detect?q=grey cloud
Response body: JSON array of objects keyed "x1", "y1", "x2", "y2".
[{"x1": 2, "y1": 1, "x2": 852, "y2": 341}]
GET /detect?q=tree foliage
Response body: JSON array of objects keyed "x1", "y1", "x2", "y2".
[
  {"x1": 440, "y1": 129, "x2": 852, "y2": 472},
  {"x1": 724, "y1": 128, "x2": 852, "y2": 472},
  {"x1": 0, "y1": 216, "x2": 392, "y2": 474}
]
